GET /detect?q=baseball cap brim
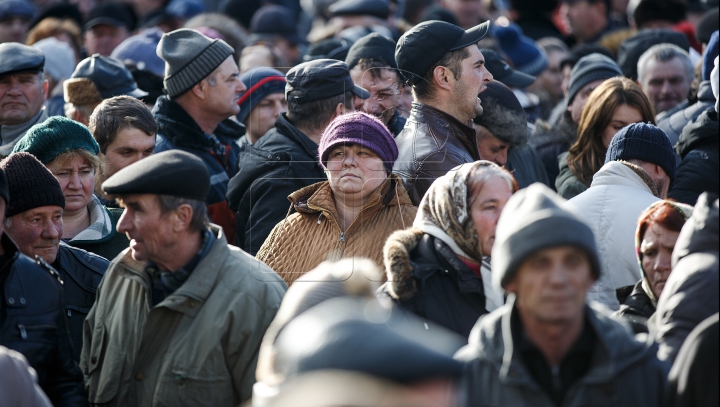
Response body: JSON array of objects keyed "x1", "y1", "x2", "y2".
[
  {"x1": 85, "y1": 17, "x2": 125, "y2": 30},
  {"x1": 351, "y1": 84, "x2": 370, "y2": 99},
  {"x1": 449, "y1": 21, "x2": 490, "y2": 51},
  {"x1": 126, "y1": 87, "x2": 149, "y2": 99},
  {"x1": 498, "y1": 69, "x2": 536, "y2": 88}
]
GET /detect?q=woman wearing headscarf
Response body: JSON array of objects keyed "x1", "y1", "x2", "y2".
[
  {"x1": 256, "y1": 112, "x2": 417, "y2": 285},
  {"x1": 613, "y1": 200, "x2": 693, "y2": 333},
  {"x1": 383, "y1": 161, "x2": 517, "y2": 338}
]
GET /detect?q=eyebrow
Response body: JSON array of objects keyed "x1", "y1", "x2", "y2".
[{"x1": 474, "y1": 59, "x2": 485, "y2": 67}]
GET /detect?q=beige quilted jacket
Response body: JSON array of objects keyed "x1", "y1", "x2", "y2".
[{"x1": 256, "y1": 174, "x2": 417, "y2": 285}]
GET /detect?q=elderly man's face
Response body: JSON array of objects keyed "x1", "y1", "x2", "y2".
[
  {"x1": 202, "y1": 56, "x2": 246, "y2": 121},
  {"x1": 506, "y1": 246, "x2": 595, "y2": 326},
  {"x1": 117, "y1": 194, "x2": 176, "y2": 264},
  {"x1": 474, "y1": 124, "x2": 510, "y2": 166},
  {"x1": 0, "y1": 72, "x2": 47, "y2": 125},
  {"x1": 84, "y1": 24, "x2": 130, "y2": 56},
  {"x1": 5, "y1": 206, "x2": 64, "y2": 263},
  {"x1": 639, "y1": 57, "x2": 691, "y2": 114},
  {"x1": 350, "y1": 66, "x2": 400, "y2": 126}
]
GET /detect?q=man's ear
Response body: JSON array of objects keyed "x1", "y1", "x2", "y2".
[
  {"x1": 432, "y1": 65, "x2": 453, "y2": 91},
  {"x1": 173, "y1": 204, "x2": 194, "y2": 232},
  {"x1": 72, "y1": 109, "x2": 89, "y2": 126},
  {"x1": 190, "y1": 81, "x2": 207, "y2": 100}
]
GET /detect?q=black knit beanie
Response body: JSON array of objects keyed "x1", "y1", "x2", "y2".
[
  {"x1": 605, "y1": 122, "x2": 677, "y2": 188},
  {"x1": 0, "y1": 152, "x2": 65, "y2": 218}
]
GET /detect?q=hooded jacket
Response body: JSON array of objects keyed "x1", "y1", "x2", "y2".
[
  {"x1": 0, "y1": 235, "x2": 86, "y2": 407},
  {"x1": 658, "y1": 81, "x2": 716, "y2": 146},
  {"x1": 153, "y1": 95, "x2": 243, "y2": 244},
  {"x1": 392, "y1": 103, "x2": 480, "y2": 205},
  {"x1": 654, "y1": 193, "x2": 719, "y2": 365},
  {"x1": 80, "y1": 225, "x2": 286, "y2": 406},
  {"x1": 256, "y1": 175, "x2": 416, "y2": 285},
  {"x1": 668, "y1": 108, "x2": 719, "y2": 206},
  {"x1": 227, "y1": 114, "x2": 327, "y2": 255},
  {"x1": 454, "y1": 297, "x2": 667, "y2": 407},
  {"x1": 566, "y1": 161, "x2": 660, "y2": 310}
]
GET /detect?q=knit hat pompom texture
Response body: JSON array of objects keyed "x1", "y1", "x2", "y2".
[
  {"x1": 492, "y1": 183, "x2": 600, "y2": 291},
  {"x1": 605, "y1": 122, "x2": 677, "y2": 187},
  {"x1": 157, "y1": 28, "x2": 234, "y2": 98},
  {"x1": 318, "y1": 111, "x2": 398, "y2": 174},
  {"x1": 12, "y1": 116, "x2": 100, "y2": 165},
  {"x1": 0, "y1": 152, "x2": 65, "y2": 217}
]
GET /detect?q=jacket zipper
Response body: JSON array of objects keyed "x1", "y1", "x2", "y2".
[
  {"x1": 339, "y1": 232, "x2": 345, "y2": 242},
  {"x1": 18, "y1": 324, "x2": 26, "y2": 339}
]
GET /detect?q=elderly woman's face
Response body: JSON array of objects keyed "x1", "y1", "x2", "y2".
[
  {"x1": 326, "y1": 144, "x2": 386, "y2": 200},
  {"x1": 470, "y1": 176, "x2": 513, "y2": 256},
  {"x1": 641, "y1": 222, "x2": 679, "y2": 299},
  {"x1": 49, "y1": 155, "x2": 95, "y2": 214}
]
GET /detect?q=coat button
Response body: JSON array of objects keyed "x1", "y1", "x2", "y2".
[
  {"x1": 188, "y1": 301, "x2": 195, "y2": 308},
  {"x1": 135, "y1": 373, "x2": 143, "y2": 381},
  {"x1": 91, "y1": 356, "x2": 97, "y2": 364},
  {"x1": 19, "y1": 297, "x2": 26, "y2": 305},
  {"x1": 7, "y1": 297, "x2": 14, "y2": 304}
]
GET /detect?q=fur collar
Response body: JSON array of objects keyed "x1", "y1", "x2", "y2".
[
  {"x1": 618, "y1": 160, "x2": 660, "y2": 198},
  {"x1": 383, "y1": 227, "x2": 424, "y2": 301}
]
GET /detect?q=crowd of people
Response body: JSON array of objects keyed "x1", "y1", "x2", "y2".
[{"x1": 0, "y1": 0, "x2": 718, "y2": 406}]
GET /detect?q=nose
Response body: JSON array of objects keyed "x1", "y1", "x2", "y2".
[
  {"x1": 67, "y1": 172, "x2": 82, "y2": 189},
  {"x1": 483, "y1": 66, "x2": 493, "y2": 83},
  {"x1": 342, "y1": 151, "x2": 357, "y2": 167},
  {"x1": 363, "y1": 97, "x2": 380, "y2": 114},
  {"x1": 117, "y1": 209, "x2": 132, "y2": 235},
  {"x1": 660, "y1": 80, "x2": 673, "y2": 96},
  {"x1": 655, "y1": 251, "x2": 672, "y2": 273},
  {"x1": 42, "y1": 218, "x2": 62, "y2": 240},
  {"x1": 496, "y1": 151, "x2": 508, "y2": 167},
  {"x1": 237, "y1": 77, "x2": 247, "y2": 93}
]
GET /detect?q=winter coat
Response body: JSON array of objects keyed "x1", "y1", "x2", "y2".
[
  {"x1": 555, "y1": 152, "x2": 589, "y2": 199},
  {"x1": 227, "y1": 114, "x2": 327, "y2": 255},
  {"x1": 668, "y1": 108, "x2": 719, "y2": 206},
  {"x1": 566, "y1": 161, "x2": 660, "y2": 310},
  {"x1": 0, "y1": 234, "x2": 86, "y2": 407},
  {"x1": 386, "y1": 110, "x2": 407, "y2": 137},
  {"x1": 383, "y1": 229, "x2": 490, "y2": 338},
  {"x1": 658, "y1": 81, "x2": 716, "y2": 146},
  {"x1": 392, "y1": 103, "x2": 480, "y2": 205},
  {"x1": 454, "y1": 297, "x2": 667, "y2": 407},
  {"x1": 153, "y1": 95, "x2": 243, "y2": 244},
  {"x1": 65, "y1": 197, "x2": 128, "y2": 261},
  {"x1": 613, "y1": 280, "x2": 655, "y2": 333},
  {"x1": 654, "y1": 192, "x2": 718, "y2": 365},
  {"x1": 54, "y1": 243, "x2": 107, "y2": 362},
  {"x1": 80, "y1": 225, "x2": 286, "y2": 407},
  {"x1": 506, "y1": 143, "x2": 551, "y2": 189},
  {"x1": 256, "y1": 175, "x2": 416, "y2": 285},
  {"x1": 530, "y1": 113, "x2": 578, "y2": 190}
]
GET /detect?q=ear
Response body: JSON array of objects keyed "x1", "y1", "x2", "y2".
[
  {"x1": 72, "y1": 109, "x2": 89, "y2": 126},
  {"x1": 190, "y1": 81, "x2": 207, "y2": 100},
  {"x1": 173, "y1": 204, "x2": 194, "y2": 232},
  {"x1": 42, "y1": 79, "x2": 49, "y2": 101},
  {"x1": 334, "y1": 101, "x2": 348, "y2": 117},
  {"x1": 432, "y1": 65, "x2": 453, "y2": 91}
]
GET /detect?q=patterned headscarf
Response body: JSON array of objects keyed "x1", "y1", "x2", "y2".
[
  {"x1": 635, "y1": 200, "x2": 694, "y2": 304},
  {"x1": 413, "y1": 161, "x2": 505, "y2": 263}
]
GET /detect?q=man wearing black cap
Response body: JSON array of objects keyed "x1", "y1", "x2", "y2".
[
  {"x1": 346, "y1": 33, "x2": 406, "y2": 136},
  {"x1": 64, "y1": 54, "x2": 148, "y2": 126},
  {"x1": 456, "y1": 183, "x2": 666, "y2": 407},
  {"x1": 0, "y1": 43, "x2": 48, "y2": 158},
  {"x1": 84, "y1": 2, "x2": 134, "y2": 57},
  {"x1": 82, "y1": 150, "x2": 286, "y2": 406},
  {"x1": 154, "y1": 28, "x2": 247, "y2": 245},
  {"x1": 227, "y1": 59, "x2": 368, "y2": 255},
  {"x1": 0, "y1": 153, "x2": 87, "y2": 407},
  {"x1": 250, "y1": 5, "x2": 305, "y2": 66},
  {"x1": 393, "y1": 20, "x2": 493, "y2": 205}
]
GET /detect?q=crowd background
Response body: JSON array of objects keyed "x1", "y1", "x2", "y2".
[{"x1": 0, "y1": 0, "x2": 718, "y2": 406}]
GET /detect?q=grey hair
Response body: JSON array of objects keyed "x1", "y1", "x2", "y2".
[
  {"x1": 156, "y1": 195, "x2": 209, "y2": 233},
  {"x1": 64, "y1": 102, "x2": 95, "y2": 120},
  {"x1": 466, "y1": 161, "x2": 518, "y2": 208},
  {"x1": 637, "y1": 43, "x2": 693, "y2": 84}
]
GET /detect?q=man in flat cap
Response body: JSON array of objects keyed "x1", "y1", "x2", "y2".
[
  {"x1": 455, "y1": 183, "x2": 666, "y2": 406},
  {"x1": 227, "y1": 58, "x2": 368, "y2": 255},
  {"x1": 0, "y1": 0, "x2": 36, "y2": 44},
  {"x1": 82, "y1": 150, "x2": 286, "y2": 406},
  {"x1": 0, "y1": 43, "x2": 48, "y2": 157},
  {"x1": 64, "y1": 54, "x2": 148, "y2": 126},
  {"x1": 393, "y1": 20, "x2": 493, "y2": 204},
  {"x1": 154, "y1": 28, "x2": 247, "y2": 245}
]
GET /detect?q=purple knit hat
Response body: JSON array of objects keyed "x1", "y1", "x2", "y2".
[{"x1": 318, "y1": 112, "x2": 398, "y2": 174}]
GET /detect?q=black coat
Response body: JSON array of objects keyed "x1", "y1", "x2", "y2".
[
  {"x1": 226, "y1": 114, "x2": 327, "y2": 255},
  {"x1": 668, "y1": 108, "x2": 719, "y2": 206},
  {"x1": 0, "y1": 235, "x2": 86, "y2": 407},
  {"x1": 383, "y1": 230, "x2": 488, "y2": 338},
  {"x1": 53, "y1": 244, "x2": 107, "y2": 362},
  {"x1": 613, "y1": 281, "x2": 655, "y2": 334},
  {"x1": 529, "y1": 113, "x2": 578, "y2": 190}
]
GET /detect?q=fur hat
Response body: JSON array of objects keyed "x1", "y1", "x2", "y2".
[{"x1": 473, "y1": 81, "x2": 527, "y2": 147}]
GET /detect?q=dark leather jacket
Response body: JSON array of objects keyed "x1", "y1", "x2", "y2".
[
  {"x1": 0, "y1": 235, "x2": 86, "y2": 407},
  {"x1": 54, "y1": 244, "x2": 107, "y2": 362},
  {"x1": 392, "y1": 103, "x2": 480, "y2": 205}
]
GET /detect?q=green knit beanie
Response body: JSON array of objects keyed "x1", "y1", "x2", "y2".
[{"x1": 12, "y1": 116, "x2": 100, "y2": 165}]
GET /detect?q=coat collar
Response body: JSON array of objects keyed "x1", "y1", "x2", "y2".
[
  {"x1": 590, "y1": 161, "x2": 659, "y2": 197},
  {"x1": 408, "y1": 103, "x2": 479, "y2": 160}
]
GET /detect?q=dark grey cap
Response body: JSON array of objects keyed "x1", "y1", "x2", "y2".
[
  {"x1": 286, "y1": 59, "x2": 369, "y2": 104},
  {"x1": 102, "y1": 150, "x2": 210, "y2": 201},
  {"x1": 329, "y1": 0, "x2": 390, "y2": 19},
  {"x1": 345, "y1": 32, "x2": 397, "y2": 70},
  {"x1": 0, "y1": 43, "x2": 44, "y2": 78},
  {"x1": 492, "y1": 183, "x2": 600, "y2": 290},
  {"x1": 567, "y1": 53, "x2": 622, "y2": 104},
  {"x1": 69, "y1": 54, "x2": 148, "y2": 100},
  {"x1": 395, "y1": 20, "x2": 490, "y2": 85}
]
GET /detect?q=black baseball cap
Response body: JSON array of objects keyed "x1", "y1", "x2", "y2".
[
  {"x1": 395, "y1": 20, "x2": 490, "y2": 85},
  {"x1": 285, "y1": 59, "x2": 369, "y2": 104},
  {"x1": 85, "y1": 2, "x2": 135, "y2": 31},
  {"x1": 479, "y1": 49, "x2": 535, "y2": 88}
]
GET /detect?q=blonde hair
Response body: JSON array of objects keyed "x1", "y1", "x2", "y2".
[{"x1": 47, "y1": 149, "x2": 101, "y2": 174}]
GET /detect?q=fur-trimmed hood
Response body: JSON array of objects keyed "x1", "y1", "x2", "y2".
[{"x1": 383, "y1": 227, "x2": 425, "y2": 301}]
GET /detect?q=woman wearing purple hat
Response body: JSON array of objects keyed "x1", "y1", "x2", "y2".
[{"x1": 256, "y1": 112, "x2": 417, "y2": 285}]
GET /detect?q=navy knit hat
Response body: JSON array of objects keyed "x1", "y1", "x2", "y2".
[
  {"x1": 236, "y1": 67, "x2": 286, "y2": 123},
  {"x1": 567, "y1": 53, "x2": 622, "y2": 104},
  {"x1": 494, "y1": 23, "x2": 548, "y2": 77},
  {"x1": 605, "y1": 122, "x2": 677, "y2": 188},
  {"x1": 12, "y1": 116, "x2": 100, "y2": 165},
  {"x1": 318, "y1": 111, "x2": 398, "y2": 174}
]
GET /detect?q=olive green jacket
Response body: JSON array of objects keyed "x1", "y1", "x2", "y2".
[
  {"x1": 555, "y1": 152, "x2": 589, "y2": 200},
  {"x1": 80, "y1": 225, "x2": 287, "y2": 407}
]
